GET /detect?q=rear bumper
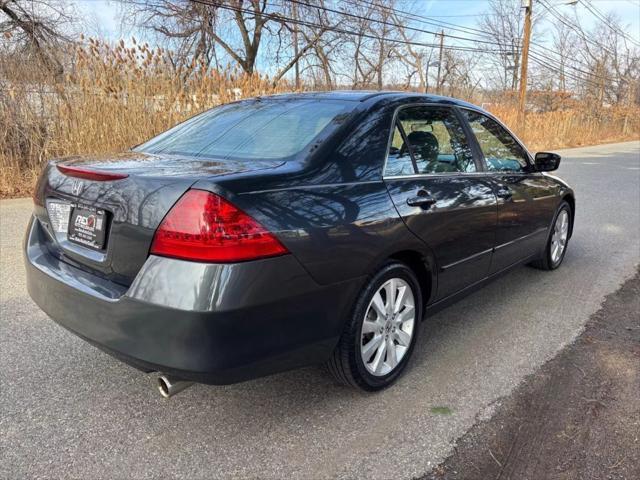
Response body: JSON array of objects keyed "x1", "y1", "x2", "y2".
[{"x1": 24, "y1": 217, "x2": 360, "y2": 384}]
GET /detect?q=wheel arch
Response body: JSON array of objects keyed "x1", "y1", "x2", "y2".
[
  {"x1": 388, "y1": 250, "x2": 435, "y2": 311},
  {"x1": 562, "y1": 193, "x2": 575, "y2": 238}
]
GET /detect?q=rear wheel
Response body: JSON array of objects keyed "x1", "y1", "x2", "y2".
[
  {"x1": 327, "y1": 261, "x2": 422, "y2": 391},
  {"x1": 531, "y1": 201, "x2": 572, "y2": 270}
]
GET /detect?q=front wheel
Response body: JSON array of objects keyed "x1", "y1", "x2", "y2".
[
  {"x1": 531, "y1": 201, "x2": 572, "y2": 270},
  {"x1": 327, "y1": 261, "x2": 422, "y2": 391}
]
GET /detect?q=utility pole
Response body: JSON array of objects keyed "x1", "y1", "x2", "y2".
[
  {"x1": 424, "y1": 49, "x2": 434, "y2": 93},
  {"x1": 292, "y1": 1, "x2": 300, "y2": 90},
  {"x1": 436, "y1": 30, "x2": 444, "y2": 95},
  {"x1": 518, "y1": 0, "x2": 532, "y2": 129}
]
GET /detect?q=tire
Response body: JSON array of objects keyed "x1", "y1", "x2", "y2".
[
  {"x1": 530, "y1": 201, "x2": 572, "y2": 271},
  {"x1": 327, "y1": 261, "x2": 422, "y2": 391}
]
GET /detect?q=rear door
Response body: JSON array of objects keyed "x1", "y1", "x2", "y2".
[
  {"x1": 461, "y1": 109, "x2": 560, "y2": 273},
  {"x1": 384, "y1": 105, "x2": 498, "y2": 300}
]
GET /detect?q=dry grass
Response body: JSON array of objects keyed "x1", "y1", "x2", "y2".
[
  {"x1": 490, "y1": 104, "x2": 640, "y2": 152},
  {"x1": 1, "y1": 38, "x2": 639, "y2": 198},
  {"x1": 0, "y1": 38, "x2": 289, "y2": 197}
]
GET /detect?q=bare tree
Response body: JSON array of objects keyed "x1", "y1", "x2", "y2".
[
  {"x1": 584, "y1": 15, "x2": 639, "y2": 107},
  {"x1": 435, "y1": 49, "x2": 480, "y2": 98},
  {"x1": 339, "y1": 0, "x2": 401, "y2": 90},
  {"x1": 341, "y1": 0, "x2": 377, "y2": 87},
  {"x1": 124, "y1": 0, "x2": 264, "y2": 73},
  {"x1": 391, "y1": 11, "x2": 433, "y2": 91},
  {"x1": 0, "y1": 0, "x2": 77, "y2": 80},
  {"x1": 480, "y1": 0, "x2": 525, "y2": 91},
  {"x1": 551, "y1": 20, "x2": 578, "y2": 92},
  {"x1": 268, "y1": 0, "x2": 337, "y2": 86},
  {"x1": 125, "y1": 0, "x2": 333, "y2": 83},
  {"x1": 553, "y1": 7, "x2": 640, "y2": 108}
]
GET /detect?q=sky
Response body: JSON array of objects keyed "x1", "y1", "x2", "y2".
[
  {"x1": 73, "y1": 0, "x2": 120, "y2": 38},
  {"x1": 72, "y1": 0, "x2": 640, "y2": 44}
]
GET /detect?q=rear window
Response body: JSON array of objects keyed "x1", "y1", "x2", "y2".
[{"x1": 135, "y1": 99, "x2": 354, "y2": 160}]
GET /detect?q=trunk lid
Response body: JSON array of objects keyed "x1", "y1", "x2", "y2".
[{"x1": 34, "y1": 152, "x2": 284, "y2": 286}]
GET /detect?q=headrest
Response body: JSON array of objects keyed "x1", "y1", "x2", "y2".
[{"x1": 407, "y1": 131, "x2": 439, "y2": 162}]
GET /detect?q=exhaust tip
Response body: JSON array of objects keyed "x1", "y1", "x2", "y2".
[
  {"x1": 157, "y1": 375, "x2": 171, "y2": 398},
  {"x1": 156, "y1": 374, "x2": 193, "y2": 398}
]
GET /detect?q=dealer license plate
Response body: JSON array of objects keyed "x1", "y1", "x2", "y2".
[{"x1": 67, "y1": 204, "x2": 107, "y2": 251}]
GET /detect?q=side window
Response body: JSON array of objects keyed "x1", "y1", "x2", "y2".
[
  {"x1": 385, "y1": 124, "x2": 416, "y2": 177},
  {"x1": 385, "y1": 106, "x2": 476, "y2": 176},
  {"x1": 463, "y1": 111, "x2": 529, "y2": 172}
]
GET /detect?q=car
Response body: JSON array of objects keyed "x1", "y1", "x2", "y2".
[{"x1": 24, "y1": 91, "x2": 575, "y2": 396}]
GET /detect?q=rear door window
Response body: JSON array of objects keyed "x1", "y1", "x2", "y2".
[
  {"x1": 385, "y1": 106, "x2": 476, "y2": 176},
  {"x1": 386, "y1": 124, "x2": 417, "y2": 176}
]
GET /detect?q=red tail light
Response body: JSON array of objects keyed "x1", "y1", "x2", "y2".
[
  {"x1": 57, "y1": 164, "x2": 129, "y2": 181},
  {"x1": 150, "y1": 190, "x2": 288, "y2": 263}
]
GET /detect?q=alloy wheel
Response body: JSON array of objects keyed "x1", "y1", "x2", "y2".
[
  {"x1": 360, "y1": 278, "x2": 416, "y2": 376},
  {"x1": 551, "y1": 209, "x2": 569, "y2": 264}
]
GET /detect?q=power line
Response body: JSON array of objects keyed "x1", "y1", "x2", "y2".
[
  {"x1": 538, "y1": 0, "x2": 616, "y2": 55},
  {"x1": 120, "y1": 0, "x2": 613, "y2": 88},
  {"x1": 181, "y1": 0, "x2": 517, "y2": 55},
  {"x1": 352, "y1": 0, "x2": 610, "y2": 78},
  {"x1": 349, "y1": 0, "x2": 615, "y2": 84},
  {"x1": 528, "y1": 51, "x2": 606, "y2": 89},
  {"x1": 579, "y1": 0, "x2": 640, "y2": 46},
  {"x1": 409, "y1": 14, "x2": 493, "y2": 18},
  {"x1": 352, "y1": 0, "x2": 509, "y2": 41},
  {"x1": 245, "y1": 0, "x2": 616, "y2": 87},
  {"x1": 287, "y1": 0, "x2": 524, "y2": 50}
]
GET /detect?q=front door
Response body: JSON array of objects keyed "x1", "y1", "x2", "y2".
[
  {"x1": 461, "y1": 110, "x2": 560, "y2": 272},
  {"x1": 384, "y1": 105, "x2": 497, "y2": 300}
]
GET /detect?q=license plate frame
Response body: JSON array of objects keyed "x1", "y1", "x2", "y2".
[{"x1": 67, "y1": 204, "x2": 108, "y2": 251}]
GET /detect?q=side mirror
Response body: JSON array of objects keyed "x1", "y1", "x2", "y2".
[{"x1": 534, "y1": 152, "x2": 561, "y2": 172}]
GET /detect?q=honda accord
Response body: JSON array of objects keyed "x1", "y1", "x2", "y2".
[{"x1": 25, "y1": 91, "x2": 574, "y2": 395}]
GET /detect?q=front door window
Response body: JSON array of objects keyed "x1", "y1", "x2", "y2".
[{"x1": 463, "y1": 110, "x2": 530, "y2": 172}]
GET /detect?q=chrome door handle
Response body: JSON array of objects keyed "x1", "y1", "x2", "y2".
[{"x1": 406, "y1": 190, "x2": 437, "y2": 208}]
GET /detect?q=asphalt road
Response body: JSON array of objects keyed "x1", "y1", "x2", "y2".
[{"x1": 1, "y1": 141, "x2": 639, "y2": 480}]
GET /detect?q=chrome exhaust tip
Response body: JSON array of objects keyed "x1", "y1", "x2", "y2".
[{"x1": 157, "y1": 374, "x2": 193, "y2": 398}]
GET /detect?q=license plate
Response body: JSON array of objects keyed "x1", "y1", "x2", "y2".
[{"x1": 68, "y1": 205, "x2": 107, "y2": 251}]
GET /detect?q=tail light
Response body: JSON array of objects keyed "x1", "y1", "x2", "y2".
[{"x1": 150, "y1": 189, "x2": 288, "y2": 263}]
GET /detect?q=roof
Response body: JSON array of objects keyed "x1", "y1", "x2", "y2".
[
  {"x1": 256, "y1": 90, "x2": 391, "y2": 102},
  {"x1": 256, "y1": 90, "x2": 481, "y2": 109}
]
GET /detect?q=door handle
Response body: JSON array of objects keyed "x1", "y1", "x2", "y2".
[
  {"x1": 406, "y1": 190, "x2": 437, "y2": 208},
  {"x1": 496, "y1": 187, "x2": 513, "y2": 200}
]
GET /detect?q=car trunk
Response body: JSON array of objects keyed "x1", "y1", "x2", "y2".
[{"x1": 33, "y1": 152, "x2": 284, "y2": 286}]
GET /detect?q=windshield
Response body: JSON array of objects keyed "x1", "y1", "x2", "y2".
[{"x1": 135, "y1": 98, "x2": 354, "y2": 160}]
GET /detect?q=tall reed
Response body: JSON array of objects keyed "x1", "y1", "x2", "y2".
[{"x1": 489, "y1": 103, "x2": 639, "y2": 152}]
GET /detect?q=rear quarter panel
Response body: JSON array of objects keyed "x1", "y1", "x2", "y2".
[{"x1": 232, "y1": 182, "x2": 434, "y2": 286}]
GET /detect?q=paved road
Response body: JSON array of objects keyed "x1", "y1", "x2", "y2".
[{"x1": 1, "y1": 142, "x2": 639, "y2": 479}]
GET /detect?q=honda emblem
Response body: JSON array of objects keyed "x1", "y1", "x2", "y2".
[{"x1": 71, "y1": 179, "x2": 83, "y2": 196}]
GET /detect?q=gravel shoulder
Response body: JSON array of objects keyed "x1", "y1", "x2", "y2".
[{"x1": 423, "y1": 269, "x2": 640, "y2": 480}]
